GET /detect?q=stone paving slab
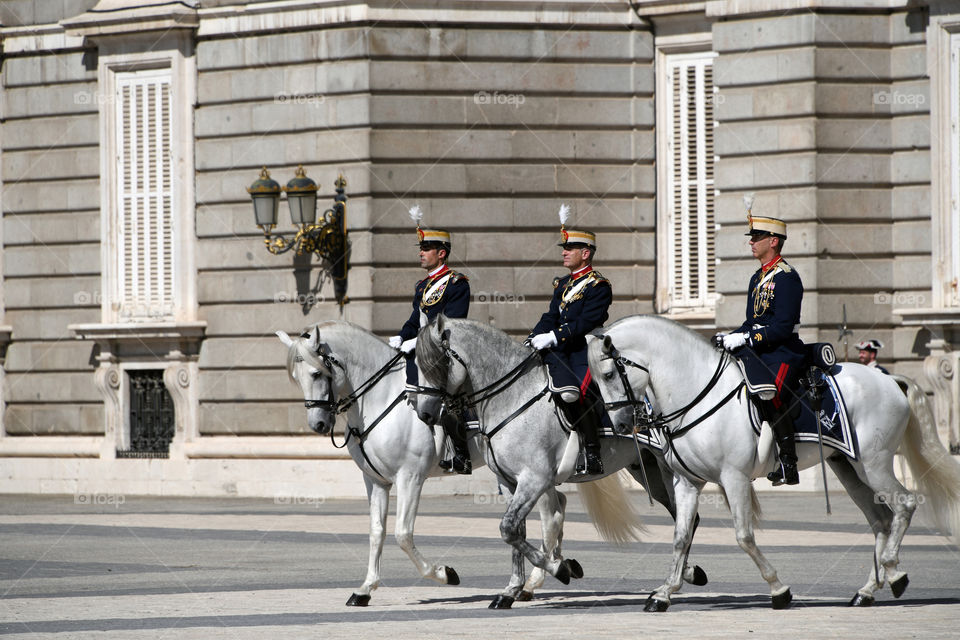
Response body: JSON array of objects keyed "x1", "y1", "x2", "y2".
[{"x1": 1, "y1": 492, "x2": 958, "y2": 639}]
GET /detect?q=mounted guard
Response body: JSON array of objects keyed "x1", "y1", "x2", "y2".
[
  {"x1": 388, "y1": 205, "x2": 472, "y2": 474},
  {"x1": 715, "y1": 196, "x2": 805, "y2": 486},
  {"x1": 528, "y1": 204, "x2": 612, "y2": 476}
]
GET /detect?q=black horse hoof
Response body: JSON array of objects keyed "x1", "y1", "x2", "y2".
[
  {"x1": 444, "y1": 566, "x2": 460, "y2": 586},
  {"x1": 771, "y1": 588, "x2": 793, "y2": 610},
  {"x1": 346, "y1": 593, "x2": 371, "y2": 607},
  {"x1": 690, "y1": 565, "x2": 708, "y2": 586},
  {"x1": 890, "y1": 574, "x2": 909, "y2": 599},
  {"x1": 567, "y1": 559, "x2": 584, "y2": 580},
  {"x1": 849, "y1": 592, "x2": 875, "y2": 607},
  {"x1": 516, "y1": 590, "x2": 534, "y2": 602},
  {"x1": 489, "y1": 594, "x2": 515, "y2": 610},
  {"x1": 554, "y1": 561, "x2": 571, "y2": 585},
  {"x1": 644, "y1": 593, "x2": 670, "y2": 612}
]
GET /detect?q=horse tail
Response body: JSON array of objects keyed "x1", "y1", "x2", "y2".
[
  {"x1": 578, "y1": 471, "x2": 646, "y2": 545},
  {"x1": 893, "y1": 374, "x2": 960, "y2": 542},
  {"x1": 717, "y1": 485, "x2": 763, "y2": 529}
]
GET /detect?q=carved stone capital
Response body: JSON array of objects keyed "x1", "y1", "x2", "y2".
[{"x1": 922, "y1": 352, "x2": 960, "y2": 454}]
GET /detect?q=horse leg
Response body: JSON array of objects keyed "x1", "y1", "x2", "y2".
[
  {"x1": 393, "y1": 472, "x2": 460, "y2": 586},
  {"x1": 347, "y1": 477, "x2": 390, "y2": 606},
  {"x1": 491, "y1": 521, "x2": 528, "y2": 609},
  {"x1": 722, "y1": 472, "x2": 791, "y2": 610},
  {"x1": 627, "y1": 451, "x2": 707, "y2": 587},
  {"x1": 520, "y1": 488, "x2": 571, "y2": 601},
  {"x1": 493, "y1": 480, "x2": 577, "y2": 609},
  {"x1": 646, "y1": 474, "x2": 704, "y2": 612},
  {"x1": 828, "y1": 456, "x2": 915, "y2": 604}
]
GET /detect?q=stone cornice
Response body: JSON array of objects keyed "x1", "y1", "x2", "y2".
[
  {"x1": 61, "y1": 0, "x2": 199, "y2": 39},
  {"x1": 633, "y1": 0, "x2": 917, "y2": 17}
]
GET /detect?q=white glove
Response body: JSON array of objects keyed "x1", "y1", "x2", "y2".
[
  {"x1": 400, "y1": 337, "x2": 417, "y2": 354},
  {"x1": 530, "y1": 332, "x2": 558, "y2": 350},
  {"x1": 722, "y1": 333, "x2": 748, "y2": 351},
  {"x1": 388, "y1": 335, "x2": 402, "y2": 349}
]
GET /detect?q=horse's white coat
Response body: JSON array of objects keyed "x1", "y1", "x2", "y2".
[{"x1": 589, "y1": 314, "x2": 960, "y2": 609}]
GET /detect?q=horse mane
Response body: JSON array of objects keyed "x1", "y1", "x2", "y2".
[
  {"x1": 418, "y1": 316, "x2": 523, "y2": 387},
  {"x1": 284, "y1": 321, "x2": 391, "y2": 381},
  {"x1": 601, "y1": 314, "x2": 713, "y2": 358}
]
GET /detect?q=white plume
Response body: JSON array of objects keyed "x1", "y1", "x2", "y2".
[
  {"x1": 558, "y1": 203, "x2": 571, "y2": 226},
  {"x1": 408, "y1": 204, "x2": 424, "y2": 225},
  {"x1": 742, "y1": 192, "x2": 755, "y2": 213}
]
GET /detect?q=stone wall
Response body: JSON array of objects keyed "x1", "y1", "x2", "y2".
[{"x1": 711, "y1": 7, "x2": 932, "y2": 379}]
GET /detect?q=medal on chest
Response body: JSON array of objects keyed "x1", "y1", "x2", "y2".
[
  {"x1": 752, "y1": 271, "x2": 776, "y2": 317},
  {"x1": 421, "y1": 273, "x2": 452, "y2": 308},
  {"x1": 560, "y1": 275, "x2": 592, "y2": 311}
]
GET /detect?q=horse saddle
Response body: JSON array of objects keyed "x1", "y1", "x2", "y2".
[{"x1": 746, "y1": 344, "x2": 858, "y2": 460}]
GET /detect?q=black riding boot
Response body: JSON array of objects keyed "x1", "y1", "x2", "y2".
[
  {"x1": 762, "y1": 402, "x2": 799, "y2": 486},
  {"x1": 569, "y1": 401, "x2": 604, "y2": 476},
  {"x1": 438, "y1": 410, "x2": 471, "y2": 475}
]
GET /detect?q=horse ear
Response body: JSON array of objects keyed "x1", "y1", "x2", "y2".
[
  {"x1": 602, "y1": 335, "x2": 613, "y2": 353},
  {"x1": 308, "y1": 326, "x2": 321, "y2": 351},
  {"x1": 276, "y1": 330, "x2": 294, "y2": 347},
  {"x1": 436, "y1": 313, "x2": 446, "y2": 332}
]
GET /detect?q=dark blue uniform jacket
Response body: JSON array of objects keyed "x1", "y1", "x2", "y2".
[
  {"x1": 400, "y1": 265, "x2": 469, "y2": 385},
  {"x1": 531, "y1": 268, "x2": 612, "y2": 397},
  {"x1": 735, "y1": 256, "x2": 805, "y2": 403}
]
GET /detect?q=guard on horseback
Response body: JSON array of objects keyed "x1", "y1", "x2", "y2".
[
  {"x1": 529, "y1": 205, "x2": 612, "y2": 476},
  {"x1": 389, "y1": 206, "x2": 472, "y2": 474},
  {"x1": 717, "y1": 211, "x2": 804, "y2": 486}
]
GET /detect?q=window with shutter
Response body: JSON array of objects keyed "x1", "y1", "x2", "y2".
[
  {"x1": 115, "y1": 68, "x2": 174, "y2": 320},
  {"x1": 658, "y1": 51, "x2": 718, "y2": 313}
]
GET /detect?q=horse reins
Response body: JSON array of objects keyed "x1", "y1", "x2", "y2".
[{"x1": 605, "y1": 345, "x2": 744, "y2": 481}]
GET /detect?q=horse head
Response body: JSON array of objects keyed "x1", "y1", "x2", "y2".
[
  {"x1": 278, "y1": 326, "x2": 339, "y2": 435},
  {"x1": 415, "y1": 314, "x2": 470, "y2": 426},
  {"x1": 588, "y1": 332, "x2": 651, "y2": 435}
]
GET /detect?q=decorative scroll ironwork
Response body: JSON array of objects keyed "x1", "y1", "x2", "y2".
[{"x1": 117, "y1": 370, "x2": 175, "y2": 459}]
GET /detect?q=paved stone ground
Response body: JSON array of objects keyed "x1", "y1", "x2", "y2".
[{"x1": 1, "y1": 490, "x2": 958, "y2": 639}]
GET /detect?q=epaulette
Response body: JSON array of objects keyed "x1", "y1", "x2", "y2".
[
  {"x1": 553, "y1": 275, "x2": 567, "y2": 289},
  {"x1": 587, "y1": 270, "x2": 610, "y2": 286},
  {"x1": 450, "y1": 271, "x2": 469, "y2": 283},
  {"x1": 777, "y1": 260, "x2": 793, "y2": 273}
]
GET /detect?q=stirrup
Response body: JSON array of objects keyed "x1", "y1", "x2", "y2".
[
  {"x1": 767, "y1": 461, "x2": 799, "y2": 486},
  {"x1": 575, "y1": 450, "x2": 604, "y2": 476}
]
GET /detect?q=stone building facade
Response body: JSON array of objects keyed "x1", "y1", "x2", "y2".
[{"x1": 1, "y1": 0, "x2": 958, "y2": 497}]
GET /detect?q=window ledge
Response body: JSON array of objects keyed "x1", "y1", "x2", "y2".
[
  {"x1": 68, "y1": 321, "x2": 206, "y2": 360},
  {"x1": 658, "y1": 310, "x2": 717, "y2": 331},
  {"x1": 895, "y1": 308, "x2": 960, "y2": 327}
]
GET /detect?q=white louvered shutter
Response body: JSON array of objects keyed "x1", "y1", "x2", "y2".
[
  {"x1": 951, "y1": 35, "x2": 960, "y2": 306},
  {"x1": 115, "y1": 68, "x2": 174, "y2": 320},
  {"x1": 664, "y1": 53, "x2": 717, "y2": 310}
]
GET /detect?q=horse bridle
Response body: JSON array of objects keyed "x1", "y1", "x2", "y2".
[
  {"x1": 417, "y1": 331, "x2": 544, "y2": 437},
  {"x1": 601, "y1": 339, "x2": 743, "y2": 436},
  {"x1": 301, "y1": 335, "x2": 405, "y2": 416}
]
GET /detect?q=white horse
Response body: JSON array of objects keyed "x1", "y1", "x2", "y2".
[
  {"x1": 415, "y1": 315, "x2": 710, "y2": 608},
  {"x1": 588, "y1": 314, "x2": 960, "y2": 610},
  {"x1": 278, "y1": 322, "x2": 578, "y2": 606}
]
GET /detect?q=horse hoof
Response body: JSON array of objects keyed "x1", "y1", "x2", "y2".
[
  {"x1": 346, "y1": 593, "x2": 371, "y2": 607},
  {"x1": 489, "y1": 595, "x2": 515, "y2": 610},
  {"x1": 771, "y1": 588, "x2": 792, "y2": 610},
  {"x1": 554, "y1": 561, "x2": 571, "y2": 585},
  {"x1": 890, "y1": 574, "x2": 909, "y2": 599},
  {"x1": 690, "y1": 566, "x2": 708, "y2": 586},
  {"x1": 849, "y1": 592, "x2": 874, "y2": 607},
  {"x1": 444, "y1": 566, "x2": 460, "y2": 586},
  {"x1": 516, "y1": 590, "x2": 534, "y2": 602},
  {"x1": 643, "y1": 593, "x2": 670, "y2": 612},
  {"x1": 567, "y1": 559, "x2": 584, "y2": 580}
]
